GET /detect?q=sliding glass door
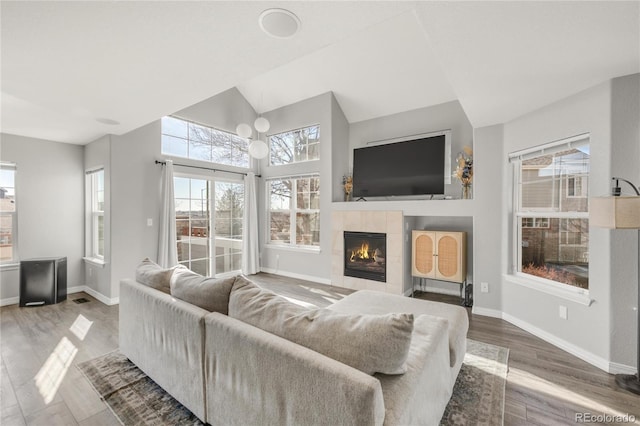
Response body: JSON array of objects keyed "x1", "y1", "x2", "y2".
[{"x1": 174, "y1": 176, "x2": 243, "y2": 277}]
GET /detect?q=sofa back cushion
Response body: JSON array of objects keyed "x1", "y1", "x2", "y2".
[
  {"x1": 228, "y1": 276, "x2": 414, "y2": 375},
  {"x1": 170, "y1": 268, "x2": 235, "y2": 315},
  {"x1": 135, "y1": 258, "x2": 185, "y2": 294}
]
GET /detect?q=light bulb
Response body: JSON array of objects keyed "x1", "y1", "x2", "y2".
[
  {"x1": 254, "y1": 117, "x2": 270, "y2": 133},
  {"x1": 236, "y1": 123, "x2": 252, "y2": 139}
]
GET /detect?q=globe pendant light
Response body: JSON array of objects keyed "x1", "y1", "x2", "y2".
[{"x1": 237, "y1": 115, "x2": 271, "y2": 159}]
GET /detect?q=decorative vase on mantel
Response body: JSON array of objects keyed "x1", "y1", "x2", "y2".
[{"x1": 461, "y1": 182, "x2": 472, "y2": 200}]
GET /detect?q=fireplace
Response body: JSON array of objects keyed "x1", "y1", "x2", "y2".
[{"x1": 344, "y1": 231, "x2": 387, "y2": 282}]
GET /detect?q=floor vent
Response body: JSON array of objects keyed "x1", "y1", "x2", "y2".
[{"x1": 73, "y1": 298, "x2": 90, "y2": 304}]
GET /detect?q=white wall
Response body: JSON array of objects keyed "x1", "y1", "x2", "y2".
[
  {"x1": 348, "y1": 100, "x2": 473, "y2": 200},
  {"x1": 609, "y1": 73, "x2": 640, "y2": 368},
  {"x1": 106, "y1": 88, "x2": 258, "y2": 299},
  {"x1": 257, "y1": 92, "x2": 339, "y2": 282},
  {"x1": 0, "y1": 134, "x2": 84, "y2": 303},
  {"x1": 502, "y1": 79, "x2": 615, "y2": 366},
  {"x1": 472, "y1": 124, "x2": 504, "y2": 313}
]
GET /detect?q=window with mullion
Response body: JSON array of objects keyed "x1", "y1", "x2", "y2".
[
  {"x1": 0, "y1": 163, "x2": 17, "y2": 263},
  {"x1": 512, "y1": 137, "x2": 590, "y2": 290},
  {"x1": 161, "y1": 116, "x2": 249, "y2": 169},
  {"x1": 268, "y1": 176, "x2": 320, "y2": 247},
  {"x1": 85, "y1": 168, "x2": 104, "y2": 260}
]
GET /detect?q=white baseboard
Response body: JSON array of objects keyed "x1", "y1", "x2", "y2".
[
  {"x1": 501, "y1": 312, "x2": 626, "y2": 374},
  {"x1": 82, "y1": 286, "x2": 119, "y2": 305},
  {"x1": 260, "y1": 268, "x2": 332, "y2": 285},
  {"x1": 1, "y1": 285, "x2": 118, "y2": 307},
  {"x1": 472, "y1": 306, "x2": 503, "y2": 318},
  {"x1": 609, "y1": 361, "x2": 637, "y2": 375},
  {"x1": 0, "y1": 296, "x2": 18, "y2": 307},
  {"x1": 470, "y1": 307, "x2": 636, "y2": 374}
]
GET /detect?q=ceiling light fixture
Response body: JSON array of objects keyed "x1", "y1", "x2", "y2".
[
  {"x1": 96, "y1": 118, "x2": 120, "y2": 125},
  {"x1": 236, "y1": 116, "x2": 270, "y2": 159},
  {"x1": 259, "y1": 8, "x2": 301, "y2": 39}
]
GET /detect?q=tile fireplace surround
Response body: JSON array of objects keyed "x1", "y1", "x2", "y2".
[{"x1": 331, "y1": 210, "x2": 404, "y2": 295}]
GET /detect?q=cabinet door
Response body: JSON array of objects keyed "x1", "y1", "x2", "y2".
[
  {"x1": 412, "y1": 231, "x2": 435, "y2": 278},
  {"x1": 435, "y1": 232, "x2": 465, "y2": 283}
]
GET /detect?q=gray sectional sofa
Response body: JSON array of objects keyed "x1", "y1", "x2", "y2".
[{"x1": 119, "y1": 261, "x2": 469, "y2": 425}]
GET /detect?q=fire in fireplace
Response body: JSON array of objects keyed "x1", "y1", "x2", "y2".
[{"x1": 344, "y1": 231, "x2": 386, "y2": 282}]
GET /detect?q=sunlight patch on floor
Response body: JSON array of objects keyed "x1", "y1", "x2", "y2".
[
  {"x1": 69, "y1": 314, "x2": 93, "y2": 341},
  {"x1": 35, "y1": 336, "x2": 78, "y2": 404},
  {"x1": 508, "y1": 366, "x2": 639, "y2": 423}
]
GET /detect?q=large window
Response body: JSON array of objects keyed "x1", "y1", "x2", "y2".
[
  {"x1": 86, "y1": 169, "x2": 105, "y2": 260},
  {"x1": 511, "y1": 135, "x2": 589, "y2": 289},
  {"x1": 268, "y1": 176, "x2": 320, "y2": 247},
  {"x1": 0, "y1": 163, "x2": 17, "y2": 263},
  {"x1": 269, "y1": 125, "x2": 320, "y2": 166},
  {"x1": 162, "y1": 116, "x2": 250, "y2": 168},
  {"x1": 174, "y1": 176, "x2": 244, "y2": 276}
]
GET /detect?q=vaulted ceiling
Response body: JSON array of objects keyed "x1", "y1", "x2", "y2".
[{"x1": 2, "y1": 1, "x2": 638, "y2": 145}]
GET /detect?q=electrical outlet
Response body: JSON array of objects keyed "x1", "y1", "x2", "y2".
[
  {"x1": 559, "y1": 305, "x2": 568, "y2": 320},
  {"x1": 480, "y1": 282, "x2": 489, "y2": 293},
  {"x1": 147, "y1": 218, "x2": 153, "y2": 227}
]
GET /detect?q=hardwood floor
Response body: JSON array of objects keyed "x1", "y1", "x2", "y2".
[{"x1": 1, "y1": 273, "x2": 638, "y2": 425}]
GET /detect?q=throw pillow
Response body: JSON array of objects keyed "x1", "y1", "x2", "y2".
[
  {"x1": 135, "y1": 258, "x2": 185, "y2": 294},
  {"x1": 229, "y1": 276, "x2": 414, "y2": 375},
  {"x1": 170, "y1": 267, "x2": 236, "y2": 315}
]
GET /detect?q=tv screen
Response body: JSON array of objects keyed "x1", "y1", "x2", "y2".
[{"x1": 352, "y1": 135, "x2": 446, "y2": 198}]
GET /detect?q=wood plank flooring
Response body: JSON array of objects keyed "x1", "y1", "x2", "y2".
[{"x1": 1, "y1": 273, "x2": 638, "y2": 425}]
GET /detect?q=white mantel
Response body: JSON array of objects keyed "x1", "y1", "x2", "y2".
[{"x1": 332, "y1": 199, "x2": 475, "y2": 217}]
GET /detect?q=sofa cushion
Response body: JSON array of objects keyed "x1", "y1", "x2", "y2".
[
  {"x1": 135, "y1": 258, "x2": 184, "y2": 294},
  {"x1": 170, "y1": 268, "x2": 235, "y2": 315},
  {"x1": 229, "y1": 276, "x2": 414, "y2": 375}
]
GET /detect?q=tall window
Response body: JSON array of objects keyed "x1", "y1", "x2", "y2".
[
  {"x1": 161, "y1": 116, "x2": 250, "y2": 168},
  {"x1": 269, "y1": 125, "x2": 320, "y2": 166},
  {"x1": 86, "y1": 169, "x2": 105, "y2": 260},
  {"x1": 511, "y1": 135, "x2": 589, "y2": 290},
  {"x1": 0, "y1": 163, "x2": 17, "y2": 263},
  {"x1": 174, "y1": 176, "x2": 244, "y2": 276},
  {"x1": 268, "y1": 176, "x2": 320, "y2": 247}
]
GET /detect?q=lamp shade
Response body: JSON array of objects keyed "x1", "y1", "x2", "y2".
[
  {"x1": 590, "y1": 196, "x2": 640, "y2": 229},
  {"x1": 248, "y1": 139, "x2": 269, "y2": 159},
  {"x1": 236, "y1": 123, "x2": 253, "y2": 139},
  {"x1": 254, "y1": 117, "x2": 270, "y2": 133}
]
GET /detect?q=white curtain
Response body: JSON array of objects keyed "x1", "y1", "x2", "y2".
[
  {"x1": 157, "y1": 160, "x2": 177, "y2": 267},
  {"x1": 242, "y1": 172, "x2": 260, "y2": 275}
]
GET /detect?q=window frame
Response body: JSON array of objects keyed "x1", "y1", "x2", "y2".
[
  {"x1": 85, "y1": 168, "x2": 105, "y2": 261},
  {"x1": 266, "y1": 174, "x2": 320, "y2": 250},
  {"x1": 510, "y1": 134, "x2": 590, "y2": 293},
  {"x1": 161, "y1": 116, "x2": 251, "y2": 170},
  {"x1": 174, "y1": 172, "x2": 245, "y2": 277},
  {"x1": 268, "y1": 124, "x2": 321, "y2": 166},
  {"x1": 0, "y1": 163, "x2": 18, "y2": 265}
]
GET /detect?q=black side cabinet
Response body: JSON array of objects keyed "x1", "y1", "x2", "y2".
[{"x1": 19, "y1": 257, "x2": 67, "y2": 307}]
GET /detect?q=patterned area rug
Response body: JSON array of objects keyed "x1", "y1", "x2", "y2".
[
  {"x1": 441, "y1": 339, "x2": 509, "y2": 426},
  {"x1": 77, "y1": 338, "x2": 508, "y2": 426}
]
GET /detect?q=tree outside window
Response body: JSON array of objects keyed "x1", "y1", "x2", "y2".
[{"x1": 268, "y1": 176, "x2": 320, "y2": 247}]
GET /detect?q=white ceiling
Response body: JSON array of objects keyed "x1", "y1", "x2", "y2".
[{"x1": 1, "y1": 1, "x2": 638, "y2": 145}]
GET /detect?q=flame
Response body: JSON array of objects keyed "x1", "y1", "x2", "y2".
[{"x1": 350, "y1": 242, "x2": 370, "y2": 262}]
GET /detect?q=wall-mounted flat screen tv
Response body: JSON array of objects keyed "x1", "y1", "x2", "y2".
[{"x1": 352, "y1": 134, "x2": 446, "y2": 198}]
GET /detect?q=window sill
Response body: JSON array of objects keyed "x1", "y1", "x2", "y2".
[
  {"x1": 504, "y1": 273, "x2": 593, "y2": 306},
  {"x1": 264, "y1": 244, "x2": 321, "y2": 254},
  {"x1": 0, "y1": 262, "x2": 20, "y2": 271},
  {"x1": 83, "y1": 257, "x2": 106, "y2": 268}
]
